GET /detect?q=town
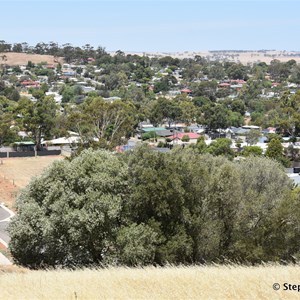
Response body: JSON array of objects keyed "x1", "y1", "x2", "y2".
[
  {"x1": 1, "y1": 42, "x2": 300, "y2": 173},
  {"x1": 2, "y1": 41, "x2": 300, "y2": 269}
]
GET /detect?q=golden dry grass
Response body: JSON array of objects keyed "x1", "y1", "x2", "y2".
[
  {"x1": 123, "y1": 50, "x2": 300, "y2": 65},
  {"x1": 0, "y1": 156, "x2": 63, "y2": 188},
  {"x1": 1, "y1": 265, "x2": 300, "y2": 299},
  {"x1": 0, "y1": 52, "x2": 64, "y2": 66},
  {"x1": 0, "y1": 156, "x2": 63, "y2": 208}
]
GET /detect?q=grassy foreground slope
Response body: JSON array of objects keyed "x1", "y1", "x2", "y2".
[{"x1": 0, "y1": 265, "x2": 299, "y2": 299}]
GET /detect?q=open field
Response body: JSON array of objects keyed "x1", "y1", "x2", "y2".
[
  {"x1": 0, "y1": 156, "x2": 63, "y2": 208},
  {"x1": 118, "y1": 50, "x2": 300, "y2": 65},
  {"x1": 0, "y1": 265, "x2": 300, "y2": 299},
  {"x1": 0, "y1": 52, "x2": 64, "y2": 66},
  {"x1": 1, "y1": 50, "x2": 300, "y2": 67}
]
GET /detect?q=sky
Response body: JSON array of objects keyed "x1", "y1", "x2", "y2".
[{"x1": 1, "y1": 0, "x2": 300, "y2": 52}]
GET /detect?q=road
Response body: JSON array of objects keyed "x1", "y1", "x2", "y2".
[{"x1": 0, "y1": 204, "x2": 14, "y2": 247}]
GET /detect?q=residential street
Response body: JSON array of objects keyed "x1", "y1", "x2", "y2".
[
  {"x1": 0, "y1": 205, "x2": 14, "y2": 247},
  {"x1": 0, "y1": 221, "x2": 10, "y2": 246},
  {"x1": 0, "y1": 205, "x2": 13, "y2": 265}
]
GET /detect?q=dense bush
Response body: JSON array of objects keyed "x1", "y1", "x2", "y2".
[{"x1": 8, "y1": 146, "x2": 300, "y2": 268}]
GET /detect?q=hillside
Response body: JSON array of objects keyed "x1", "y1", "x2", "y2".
[
  {"x1": 112, "y1": 50, "x2": 300, "y2": 65},
  {"x1": 1, "y1": 50, "x2": 300, "y2": 66},
  {"x1": 0, "y1": 52, "x2": 64, "y2": 66},
  {"x1": 0, "y1": 265, "x2": 298, "y2": 299}
]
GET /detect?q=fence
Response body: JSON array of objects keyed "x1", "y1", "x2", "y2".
[{"x1": 0, "y1": 150, "x2": 61, "y2": 158}]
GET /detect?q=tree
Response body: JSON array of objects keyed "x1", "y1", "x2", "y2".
[
  {"x1": 226, "y1": 63, "x2": 248, "y2": 80},
  {"x1": 285, "y1": 144, "x2": 300, "y2": 162},
  {"x1": 290, "y1": 64, "x2": 300, "y2": 84},
  {"x1": 7, "y1": 146, "x2": 298, "y2": 267},
  {"x1": 178, "y1": 100, "x2": 199, "y2": 125},
  {"x1": 234, "y1": 156, "x2": 293, "y2": 262},
  {"x1": 190, "y1": 80, "x2": 218, "y2": 99},
  {"x1": 148, "y1": 97, "x2": 181, "y2": 127},
  {"x1": 268, "y1": 59, "x2": 291, "y2": 81},
  {"x1": 0, "y1": 111, "x2": 19, "y2": 145},
  {"x1": 8, "y1": 149, "x2": 129, "y2": 268},
  {"x1": 15, "y1": 96, "x2": 58, "y2": 150},
  {"x1": 265, "y1": 138, "x2": 283, "y2": 160},
  {"x1": 245, "y1": 129, "x2": 261, "y2": 145},
  {"x1": 265, "y1": 138, "x2": 290, "y2": 167},
  {"x1": 242, "y1": 146, "x2": 263, "y2": 157},
  {"x1": 229, "y1": 111, "x2": 244, "y2": 127},
  {"x1": 203, "y1": 104, "x2": 231, "y2": 131},
  {"x1": 67, "y1": 97, "x2": 136, "y2": 148},
  {"x1": 125, "y1": 145, "x2": 193, "y2": 264},
  {"x1": 193, "y1": 136, "x2": 207, "y2": 153},
  {"x1": 206, "y1": 138, "x2": 234, "y2": 159},
  {"x1": 181, "y1": 135, "x2": 190, "y2": 142},
  {"x1": 116, "y1": 223, "x2": 158, "y2": 266}
]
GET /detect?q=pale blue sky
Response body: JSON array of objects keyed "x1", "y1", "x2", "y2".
[{"x1": 1, "y1": 0, "x2": 299, "y2": 52}]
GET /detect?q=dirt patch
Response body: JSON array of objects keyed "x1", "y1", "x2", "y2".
[
  {"x1": 0, "y1": 243, "x2": 6, "y2": 251},
  {"x1": 0, "y1": 177, "x2": 19, "y2": 210},
  {"x1": 0, "y1": 156, "x2": 63, "y2": 208},
  {"x1": 0, "y1": 52, "x2": 64, "y2": 66}
]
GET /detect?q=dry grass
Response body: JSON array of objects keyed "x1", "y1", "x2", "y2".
[
  {"x1": 0, "y1": 156, "x2": 63, "y2": 208},
  {"x1": 122, "y1": 50, "x2": 300, "y2": 65},
  {"x1": 0, "y1": 265, "x2": 300, "y2": 299},
  {"x1": 0, "y1": 177, "x2": 18, "y2": 210},
  {"x1": 0, "y1": 52, "x2": 64, "y2": 66}
]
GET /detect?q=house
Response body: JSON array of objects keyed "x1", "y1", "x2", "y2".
[
  {"x1": 219, "y1": 82, "x2": 231, "y2": 88},
  {"x1": 45, "y1": 64, "x2": 55, "y2": 69},
  {"x1": 231, "y1": 79, "x2": 247, "y2": 85},
  {"x1": 141, "y1": 127, "x2": 166, "y2": 133},
  {"x1": 181, "y1": 88, "x2": 192, "y2": 95},
  {"x1": 169, "y1": 132, "x2": 200, "y2": 144},
  {"x1": 242, "y1": 125, "x2": 260, "y2": 130},
  {"x1": 164, "y1": 123, "x2": 186, "y2": 132},
  {"x1": 155, "y1": 130, "x2": 173, "y2": 138},
  {"x1": 188, "y1": 124, "x2": 206, "y2": 133},
  {"x1": 45, "y1": 92, "x2": 63, "y2": 103},
  {"x1": 139, "y1": 122, "x2": 154, "y2": 129},
  {"x1": 20, "y1": 80, "x2": 40, "y2": 88},
  {"x1": 81, "y1": 86, "x2": 95, "y2": 93},
  {"x1": 41, "y1": 136, "x2": 80, "y2": 146}
]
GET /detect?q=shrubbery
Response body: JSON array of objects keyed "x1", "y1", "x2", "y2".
[{"x1": 8, "y1": 146, "x2": 300, "y2": 268}]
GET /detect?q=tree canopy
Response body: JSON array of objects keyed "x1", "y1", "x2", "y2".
[{"x1": 8, "y1": 146, "x2": 299, "y2": 268}]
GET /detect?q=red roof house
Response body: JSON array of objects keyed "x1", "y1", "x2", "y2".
[
  {"x1": 181, "y1": 88, "x2": 192, "y2": 94},
  {"x1": 219, "y1": 83, "x2": 231, "y2": 88},
  {"x1": 170, "y1": 132, "x2": 200, "y2": 141}
]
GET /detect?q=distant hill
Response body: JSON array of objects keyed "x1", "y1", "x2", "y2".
[
  {"x1": 111, "y1": 50, "x2": 300, "y2": 65},
  {"x1": 0, "y1": 52, "x2": 64, "y2": 66},
  {"x1": 2, "y1": 50, "x2": 300, "y2": 66}
]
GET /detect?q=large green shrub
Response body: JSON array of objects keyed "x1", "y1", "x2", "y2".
[{"x1": 8, "y1": 146, "x2": 300, "y2": 268}]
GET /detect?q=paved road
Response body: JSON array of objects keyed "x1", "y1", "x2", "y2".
[
  {"x1": 0, "y1": 252, "x2": 11, "y2": 265},
  {"x1": 0, "y1": 206, "x2": 10, "y2": 221},
  {"x1": 0, "y1": 205, "x2": 14, "y2": 265},
  {"x1": 0, "y1": 221, "x2": 10, "y2": 245},
  {"x1": 0, "y1": 205, "x2": 14, "y2": 246}
]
